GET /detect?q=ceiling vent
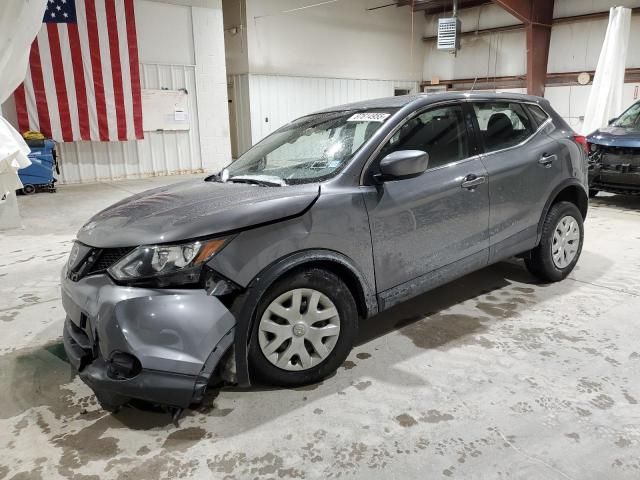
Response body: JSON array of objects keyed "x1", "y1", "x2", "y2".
[{"x1": 437, "y1": 17, "x2": 461, "y2": 51}]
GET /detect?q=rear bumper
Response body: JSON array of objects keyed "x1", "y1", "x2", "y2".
[{"x1": 61, "y1": 268, "x2": 235, "y2": 409}]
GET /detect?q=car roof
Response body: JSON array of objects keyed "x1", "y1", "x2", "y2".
[{"x1": 315, "y1": 91, "x2": 545, "y2": 113}]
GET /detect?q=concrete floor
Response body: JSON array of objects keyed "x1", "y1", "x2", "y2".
[{"x1": 1, "y1": 175, "x2": 640, "y2": 480}]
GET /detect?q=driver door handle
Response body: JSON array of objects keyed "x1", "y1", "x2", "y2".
[
  {"x1": 461, "y1": 174, "x2": 486, "y2": 190},
  {"x1": 539, "y1": 153, "x2": 558, "y2": 166}
]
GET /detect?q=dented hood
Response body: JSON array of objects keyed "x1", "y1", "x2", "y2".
[{"x1": 77, "y1": 179, "x2": 320, "y2": 248}]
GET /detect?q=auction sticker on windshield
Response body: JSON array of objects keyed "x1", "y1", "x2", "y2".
[{"x1": 347, "y1": 112, "x2": 391, "y2": 123}]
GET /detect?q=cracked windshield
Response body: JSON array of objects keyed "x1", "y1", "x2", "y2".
[{"x1": 225, "y1": 109, "x2": 397, "y2": 185}]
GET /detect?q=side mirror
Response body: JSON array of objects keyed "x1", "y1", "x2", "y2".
[
  {"x1": 608, "y1": 117, "x2": 618, "y2": 126},
  {"x1": 377, "y1": 150, "x2": 429, "y2": 181}
]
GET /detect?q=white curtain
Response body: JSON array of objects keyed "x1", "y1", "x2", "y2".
[
  {"x1": 582, "y1": 7, "x2": 632, "y2": 135},
  {"x1": 0, "y1": 0, "x2": 48, "y2": 201}
]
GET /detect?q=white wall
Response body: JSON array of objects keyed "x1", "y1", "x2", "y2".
[
  {"x1": 136, "y1": 0, "x2": 195, "y2": 65},
  {"x1": 421, "y1": 1, "x2": 640, "y2": 132},
  {"x1": 244, "y1": 75, "x2": 418, "y2": 148},
  {"x1": 546, "y1": 83, "x2": 640, "y2": 133},
  {"x1": 191, "y1": 4, "x2": 232, "y2": 173},
  {"x1": 423, "y1": 0, "x2": 640, "y2": 81},
  {"x1": 243, "y1": 0, "x2": 425, "y2": 81},
  {"x1": 223, "y1": 0, "x2": 424, "y2": 154}
]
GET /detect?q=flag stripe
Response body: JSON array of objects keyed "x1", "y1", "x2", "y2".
[
  {"x1": 14, "y1": 85, "x2": 29, "y2": 134},
  {"x1": 37, "y1": 28, "x2": 62, "y2": 142},
  {"x1": 94, "y1": 0, "x2": 117, "y2": 141},
  {"x1": 75, "y1": 0, "x2": 100, "y2": 140},
  {"x1": 115, "y1": 0, "x2": 135, "y2": 140},
  {"x1": 124, "y1": 0, "x2": 143, "y2": 139},
  {"x1": 47, "y1": 24, "x2": 74, "y2": 142},
  {"x1": 28, "y1": 38, "x2": 52, "y2": 138},
  {"x1": 85, "y1": 0, "x2": 109, "y2": 141},
  {"x1": 105, "y1": 0, "x2": 126, "y2": 140},
  {"x1": 23, "y1": 64, "x2": 40, "y2": 131},
  {"x1": 59, "y1": 24, "x2": 81, "y2": 140},
  {"x1": 67, "y1": 23, "x2": 91, "y2": 139}
]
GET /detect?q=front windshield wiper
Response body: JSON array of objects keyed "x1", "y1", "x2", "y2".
[{"x1": 226, "y1": 175, "x2": 286, "y2": 187}]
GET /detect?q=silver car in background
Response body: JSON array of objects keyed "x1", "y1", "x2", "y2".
[{"x1": 61, "y1": 92, "x2": 589, "y2": 412}]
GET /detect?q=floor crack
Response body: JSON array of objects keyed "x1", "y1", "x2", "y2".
[{"x1": 495, "y1": 428, "x2": 577, "y2": 480}]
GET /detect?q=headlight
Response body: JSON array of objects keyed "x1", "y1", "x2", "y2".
[{"x1": 108, "y1": 238, "x2": 229, "y2": 285}]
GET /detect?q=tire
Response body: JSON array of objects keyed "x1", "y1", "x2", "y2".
[
  {"x1": 525, "y1": 201, "x2": 584, "y2": 282},
  {"x1": 248, "y1": 268, "x2": 358, "y2": 387},
  {"x1": 589, "y1": 189, "x2": 599, "y2": 198}
]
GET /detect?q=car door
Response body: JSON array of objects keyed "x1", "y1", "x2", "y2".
[
  {"x1": 470, "y1": 101, "x2": 564, "y2": 262},
  {"x1": 361, "y1": 102, "x2": 490, "y2": 304}
]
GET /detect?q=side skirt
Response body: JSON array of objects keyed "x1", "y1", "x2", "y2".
[{"x1": 377, "y1": 249, "x2": 489, "y2": 311}]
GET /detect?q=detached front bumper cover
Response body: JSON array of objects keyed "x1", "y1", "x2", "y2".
[{"x1": 61, "y1": 272, "x2": 236, "y2": 409}]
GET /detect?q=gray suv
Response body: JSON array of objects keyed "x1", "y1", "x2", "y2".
[{"x1": 61, "y1": 93, "x2": 588, "y2": 412}]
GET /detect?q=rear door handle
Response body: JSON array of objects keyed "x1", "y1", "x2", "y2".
[
  {"x1": 538, "y1": 153, "x2": 558, "y2": 166},
  {"x1": 461, "y1": 174, "x2": 486, "y2": 190}
]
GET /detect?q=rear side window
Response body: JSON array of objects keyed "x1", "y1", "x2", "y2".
[
  {"x1": 526, "y1": 104, "x2": 550, "y2": 127},
  {"x1": 472, "y1": 102, "x2": 535, "y2": 153},
  {"x1": 379, "y1": 105, "x2": 469, "y2": 170}
]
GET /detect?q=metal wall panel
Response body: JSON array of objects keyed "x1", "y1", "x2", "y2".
[
  {"x1": 243, "y1": 74, "x2": 419, "y2": 145},
  {"x1": 58, "y1": 63, "x2": 203, "y2": 184}
]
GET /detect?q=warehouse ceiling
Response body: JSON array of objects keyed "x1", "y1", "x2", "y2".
[{"x1": 396, "y1": 0, "x2": 491, "y2": 15}]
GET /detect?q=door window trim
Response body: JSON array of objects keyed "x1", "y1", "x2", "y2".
[
  {"x1": 469, "y1": 100, "x2": 553, "y2": 157},
  {"x1": 359, "y1": 100, "x2": 476, "y2": 185}
]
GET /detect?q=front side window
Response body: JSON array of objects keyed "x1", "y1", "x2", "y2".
[
  {"x1": 473, "y1": 102, "x2": 535, "y2": 153},
  {"x1": 226, "y1": 109, "x2": 396, "y2": 185},
  {"x1": 612, "y1": 101, "x2": 640, "y2": 129},
  {"x1": 378, "y1": 105, "x2": 469, "y2": 171}
]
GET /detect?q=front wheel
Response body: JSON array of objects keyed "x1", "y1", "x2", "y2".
[
  {"x1": 525, "y1": 201, "x2": 584, "y2": 282},
  {"x1": 248, "y1": 268, "x2": 358, "y2": 387}
]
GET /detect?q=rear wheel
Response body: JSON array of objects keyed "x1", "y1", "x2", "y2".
[
  {"x1": 525, "y1": 201, "x2": 584, "y2": 282},
  {"x1": 248, "y1": 268, "x2": 358, "y2": 387}
]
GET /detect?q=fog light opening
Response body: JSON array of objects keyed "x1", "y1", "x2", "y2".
[{"x1": 107, "y1": 351, "x2": 142, "y2": 380}]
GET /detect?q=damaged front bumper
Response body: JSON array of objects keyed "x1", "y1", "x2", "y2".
[
  {"x1": 61, "y1": 268, "x2": 235, "y2": 409},
  {"x1": 588, "y1": 147, "x2": 640, "y2": 194}
]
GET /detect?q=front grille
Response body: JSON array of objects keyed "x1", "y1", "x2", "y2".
[
  {"x1": 68, "y1": 246, "x2": 134, "y2": 281},
  {"x1": 86, "y1": 248, "x2": 133, "y2": 276}
]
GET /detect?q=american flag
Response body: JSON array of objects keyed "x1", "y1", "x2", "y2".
[{"x1": 13, "y1": 0, "x2": 143, "y2": 142}]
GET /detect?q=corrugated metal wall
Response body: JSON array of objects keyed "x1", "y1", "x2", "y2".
[
  {"x1": 58, "y1": 63, "x2": 203, "y2": 184},
  {"x1": 228, "y1": 74, "x2": 418, "y2": 154}
]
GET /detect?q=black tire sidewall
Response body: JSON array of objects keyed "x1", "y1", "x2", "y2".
[
  {"x1": 535, "y1": 201, "x2": 584, "y2": 282},
  {"x1": 248, "y1": 268, "x2": 358, "y2": 387}
]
